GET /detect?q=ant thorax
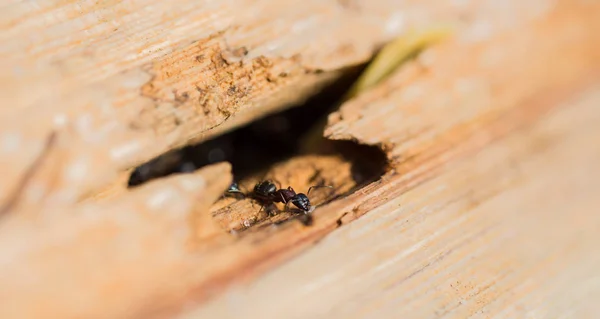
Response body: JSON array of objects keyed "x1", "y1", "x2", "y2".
[{"x1": 275, "y1": 187, "x2": 297, "y2": 204}]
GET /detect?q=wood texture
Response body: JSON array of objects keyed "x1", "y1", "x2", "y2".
[
  {"x1": 191, "y1": 84, "x2": 600, "y2": 319},
  {"x1": 0, "y1": 163, "x2": 231, "y2": 319},
  {"x1": 0, "y1": 0, "x2": 562, "y2": 203},
  {"x1": 1, "y1": 0, "x2": 452, "y2": 202},
  {"x1": 1, "y1": 0, "x2": 599, "y2": 318}
]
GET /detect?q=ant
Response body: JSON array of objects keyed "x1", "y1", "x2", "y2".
[{"x1": 251, "y1": 180, "x2": 332, "y2": 214}]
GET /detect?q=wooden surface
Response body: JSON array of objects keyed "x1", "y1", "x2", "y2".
[
  {"x1": 190, "y1": 84, "x2": 600, "y2": 318},
  {"x1": 1, "y1": 0, "x2": 599, "y2": 318}
]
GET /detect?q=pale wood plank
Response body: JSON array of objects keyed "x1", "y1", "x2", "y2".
[
  {"x1": 0, "y1": 1, "x2": 598, "y2": 318},
  {"x1": 0, "y1": 0, "x2": 565, "y2": 205},
  {"x1": 185, "y1": 84, "x2": 600, "y2": 319}
]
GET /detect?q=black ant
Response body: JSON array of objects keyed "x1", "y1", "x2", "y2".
[{"x1": 251, "y1": 180, "x2": 332, "y2": 214}]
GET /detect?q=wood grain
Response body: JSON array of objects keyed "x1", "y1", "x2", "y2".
[
  {"x1": 1, "y1": 0, "x2": 599, "y2": 318},
  {"x1": 189, "y1": 83, "x2": 600, "y2": 319},
  {"x1": 0, "y1": 163, "x2": 231, "y2": 319},
  {"x1": 0, "y1": 0, "x2": 563, "y2": 205},
  {"x1": 1, "y1": 0, "x2": 464, "y2": 203}
]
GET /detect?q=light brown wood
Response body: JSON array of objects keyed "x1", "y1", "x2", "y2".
[
  {"x1": 1, "y1": 0, "x2": 449, "y2": 202},
  {"x1": 1, "y1": 0, "x2": 599, "y2": 318},
  {"x1": 0, "y1": 0, "x2": 566, "y2": 203},
  {"x1": 190, "y1": 84, "x2": 600, "y2": 318},
  {"x1": 0, "y1": 162, "x2": 231, "y2": 319}
]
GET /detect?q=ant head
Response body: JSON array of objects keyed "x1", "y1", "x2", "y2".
[{"x1": 291, "y1": 193, "x2": 313, "y2": 213}]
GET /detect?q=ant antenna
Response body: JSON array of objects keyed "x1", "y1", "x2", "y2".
[{"x1": 307, "y1": 185, "x2": 333, "y2": 196}]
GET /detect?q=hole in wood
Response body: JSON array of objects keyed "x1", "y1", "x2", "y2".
[{"x1": 127, "y1": 66, "x2": 388, "y2": 231}]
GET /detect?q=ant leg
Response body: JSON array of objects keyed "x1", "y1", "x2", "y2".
[
  {"x1": 279, "y1": 192, "x2": 288, "y2": 205},
  {"x1": 283, "y1": 201, "x2": 291, "y2": 212},
  {"x1": 307, "y1": 185, "x2": 333, "y2": 196},
  {"x1": 260, "y1": 204, "x2": 277, "y2": 225},
  {"x1": 262, "y1": 203, "x2": 281, "y2": 216}
]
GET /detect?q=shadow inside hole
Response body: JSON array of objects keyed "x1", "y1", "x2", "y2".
[
  {"x1": 321, "y1": 140, "x2": 388, "y2": 191},
  {"x1": 128, "y1": 64, "x2": 388, "y2": 191}
]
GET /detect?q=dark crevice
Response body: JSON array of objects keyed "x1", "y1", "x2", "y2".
[{"x1": 128, "y1": 64, "x2": 388, "y2": 196}]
